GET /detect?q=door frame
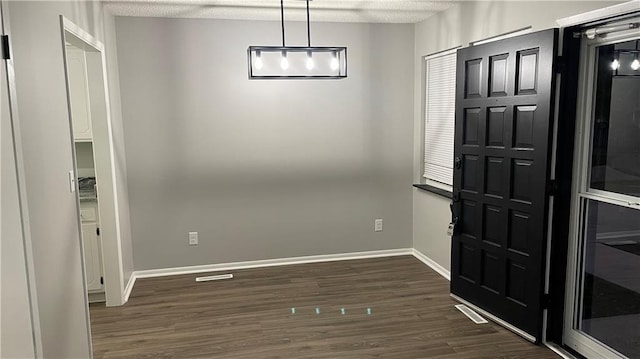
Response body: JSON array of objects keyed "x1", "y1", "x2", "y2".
[
  {"x1": 562, "y1": 21, "x2": 640, "y2": 359},
  {"x1": 60, "y1": 16, "x2": 126, "y2": 307},
  {"x1": 546, "y1": 1, "x2": 640, "y2": 353}
]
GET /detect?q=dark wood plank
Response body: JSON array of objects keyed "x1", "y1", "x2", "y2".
[{"x1": 89, "y1": 256, "x2": 558, "y2": 358}]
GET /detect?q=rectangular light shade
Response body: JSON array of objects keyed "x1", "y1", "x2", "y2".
[{"x1": 248, "y1": 46, "x2": 347, "y2": 79}]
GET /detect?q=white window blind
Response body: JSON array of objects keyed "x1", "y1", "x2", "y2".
[{"x1": 423, "y1": 50, "x2": 457, "y2": 188}]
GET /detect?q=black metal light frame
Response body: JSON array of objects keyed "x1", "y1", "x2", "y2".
[
  {"x1": 247, "y1": 0, "x2": 348, "y2": 80},
  {"x1": 611, "y1": 39, "x2": 640, "y2": 77},
  {"x1": 612, "y1": 50, "x2": 640, "y2": 77}
]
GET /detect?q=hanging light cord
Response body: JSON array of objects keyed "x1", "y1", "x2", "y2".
[
  {"x1": 280, "y1": 0, "x2": 286, "y2": 47},
  {"x1": 306, "y1": 0, "x2": 311, "y2": 47}
]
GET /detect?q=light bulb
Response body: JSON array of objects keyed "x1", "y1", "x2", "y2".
[
  {"x1": 631, "y1": 58, "x2": 640, "y2": 71},
  {"x1": 254, "y1": 52, "x2": 263, "y2": 70},
  {"x1": 330, "y1": 54, "x2": 339, "y2": 71},
  {"x1": 280, "y1": 52, "x2": 289, "y2": 70},
  {"x1": 306, "y1": 53, "x2": 314, "y2": 70},
  {"x1": 611, "y1": 58, "x2": 620, "y2": 70}
]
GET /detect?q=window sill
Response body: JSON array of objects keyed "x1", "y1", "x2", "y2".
[{"x1": 413, "y1": 184, "x2": 453, "y2": 199}]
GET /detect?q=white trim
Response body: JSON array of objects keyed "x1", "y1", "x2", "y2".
[
  {"x1": 544, "y1": 342, "x2": 579, "y2": 359},
  {"x1": 61, "y1": 17, "x2": 104, "y2": 52},
  {"x1": 61, "y1": 16, "x2": 125, "y2": 307},
  {"x1": 584, "y1": 189, "x2": 640, "y2": 210},
  {"x1": 556, "y1": 1, "x2": 640, "y2": 28},
  {"x1": 134, "y1": 249, "x2": 414, "y2": 279},
  {"x1": 411, "y1": 249, "x2": 451, "y2": 280},
  {"x1": 470, "y1": 27, "x2": 532, "y2": 46},
  {"x1": 424, "y1": 46, "x2": 459, "y2": 60},
  {"x1": 122, "y1": 274, "x2": 136, "y2": 303},
  {"x1": 451, "y1": 294, "x2": 537, "y2": 343}
]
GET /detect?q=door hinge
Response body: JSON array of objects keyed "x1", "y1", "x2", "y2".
[
  {"x1": 100, "y1": 276, "x2": 104, "y2": 285},
  {"x1": 2, "y1": 35, "x2": 9, "y2": 60},
  {"x1": 96, "y1": 227, "x2": 100, "y2": 236},
  {"x1": 542, "y1": 293, "x2": 551, "y2": 309},
  {"x1": 547, "y1": 180, "x2": 559, "y2": 196}
]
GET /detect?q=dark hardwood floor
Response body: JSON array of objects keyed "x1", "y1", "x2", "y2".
[{"x1": 90, "y1": 256, "x2": 558, "y2": 358}]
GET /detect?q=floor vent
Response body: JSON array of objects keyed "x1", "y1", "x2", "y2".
[
  {"x1": 455, "y1": 304, "x2": 488, "y2": 324},
  {"x1": 195, "y1": 274, "x2": 233, "y2": 282}
]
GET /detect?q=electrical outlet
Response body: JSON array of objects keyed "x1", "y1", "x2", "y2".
[
  {"x1": 374, "y1": 219, "x2": 383, "y2": 232},
  {"x1": 189, "y1": 231, "x2": 198, "y2": 245}
]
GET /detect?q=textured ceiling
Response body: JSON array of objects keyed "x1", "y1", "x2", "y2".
[{"x1": 103, "y1": 0, "x2": 459, "y2": 23}]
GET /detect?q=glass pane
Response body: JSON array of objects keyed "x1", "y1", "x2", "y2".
[
  {"x1": 578, "y1": 199, "x2": 640, "y2": 358},
  {"x1": 589, "y1": 41, "x2": 640, "y2": 197}
]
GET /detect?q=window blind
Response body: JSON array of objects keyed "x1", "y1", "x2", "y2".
[{"x1": 423, "y1": 51, "x2": 457, "y2": 187}]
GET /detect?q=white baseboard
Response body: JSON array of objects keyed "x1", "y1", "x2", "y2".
[
  {"x1": 122, "y1": 273, "x2": 136, "y2": 303},
  {"x1": 544, "y1": 342, "x2": 578, "y2": 359},
  {"x1": 412, "y1": 249, "x2": 451, "y2": 281},
  {"x1": 126, "y1": 248, "x2": 451, "y2": 300},
  {"x1": 133, "y1": 248, "x2": 414, "y2": 279}
]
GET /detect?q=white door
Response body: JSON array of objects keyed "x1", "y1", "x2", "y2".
[
  {"x1": 1, "y1": 4, "x2": 38, "y2": 354},
  {"x1": 81, "y1": 222, "x2": 103, "y2": 291},
  {"x1": 564, "y1": 18, "x2": 640, "y2": 359}
]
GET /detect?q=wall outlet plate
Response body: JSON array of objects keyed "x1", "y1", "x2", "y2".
[
  {"x1": 374, "y1": 219, "x2": 383, "y2": 232},
  {"x1": 189, "y1": 231, "x2": 198, "y2": 245}
]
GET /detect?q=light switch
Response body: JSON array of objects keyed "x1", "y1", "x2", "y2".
[{"x1": 189, "y1": 231, "x2": 198, "y2": 245}]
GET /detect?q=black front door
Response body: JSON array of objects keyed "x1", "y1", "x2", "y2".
[{"x1": 451, "y1": 29, "x2": 559, "y2": 341}]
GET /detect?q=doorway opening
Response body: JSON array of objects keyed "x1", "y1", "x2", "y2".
[
  {"x1": 60, "y1": 17, "x2": 125, "y2": 308},
  {"x1": 563, "y1": 16, "x2": 640, "y2": 359}
]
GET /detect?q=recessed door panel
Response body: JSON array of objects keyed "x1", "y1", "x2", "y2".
[
  {"x1": 484, "y1": 204, "x2": 505, "y2": 247},
  {"x1": 465, "y1": 59, "x2": 483, "y2": 98},
  {"x1": 490, "y1": 54, "x2": 509, "y2": 97},
  {"x1": 485, "y1": 157, "x2": 505, "y2": 198},
  {"x1": 509, "y1": 210, "x2": 531, "y2": 255},
  {"x1": 511, "y1": 159, "x2": 534, "y2": 203},
  {"x1": 516, "y1": 49, "x2": 539, "y2": 95},
  {"x1": 462, "y1": 155, "x2": 480, "y2": 193},
  {"x1": 463, "y1": 108, "x2": 481, "y2": 146},
  {"x1": 513, "y1": 105, "x2": 537, "y2": 150},
  {"x1": 487, "y1": 107, "x2": 507, "y2": 148},
  {"x1": 481, "y1": 250, "x2": 502, "y2": 294}
]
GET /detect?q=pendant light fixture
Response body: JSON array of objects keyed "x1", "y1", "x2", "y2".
[
  {"x1": 611, "y1": 40, "x2": 640, "y2": 76},
  {"x1": 247, "y1": 0, "x2": 347, "y2": 79}
]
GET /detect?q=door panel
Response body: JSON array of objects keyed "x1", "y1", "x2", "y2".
[{"x1": 451, "y1": 28, "x2": 558, "y2": 340}]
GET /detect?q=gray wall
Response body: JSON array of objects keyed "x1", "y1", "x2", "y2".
[
  {"x1": 7, "y1": 0, "x2": 134, "y2": 356},
  {"x1": 412, "y1": 1, "x2": 625, "y2": 272},
  {"x1": 115, "y1": 17, "x2": 415, "y2": 270}
]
